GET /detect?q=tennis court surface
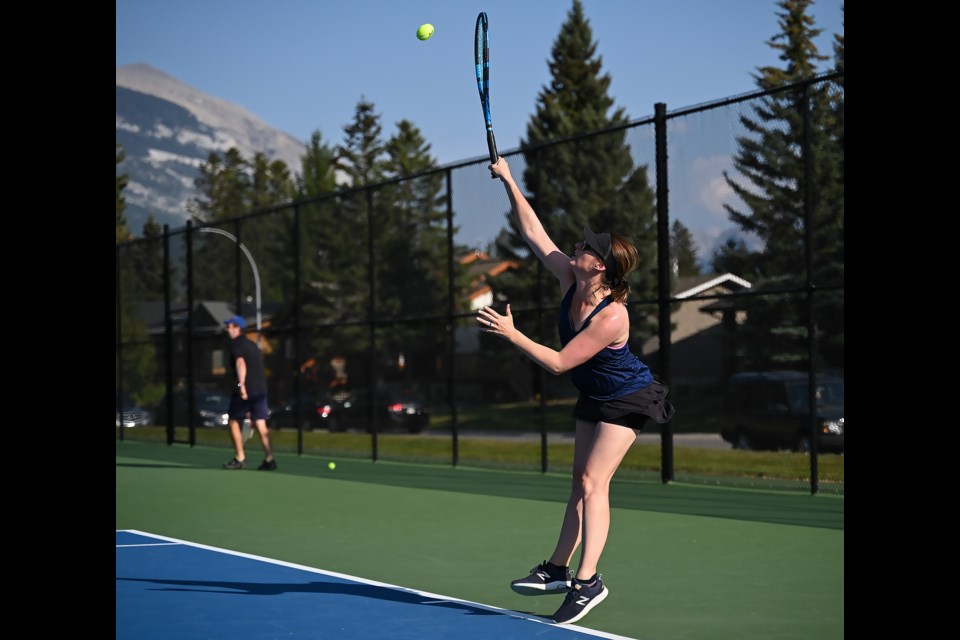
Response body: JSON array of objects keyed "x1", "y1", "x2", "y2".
[
  {"x1": 117, "y1": 441, "x2": 843, "y2": 639},
  {"x1": 117, "y1": 529, "x2": 635, "y2": 639}
]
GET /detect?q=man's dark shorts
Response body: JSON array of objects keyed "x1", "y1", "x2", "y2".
[
  {"x1": 573, "y1": 376, "x2": 675, "y2": 431},
  {"x1": 229, "y1": 392, "x2": 270, "y2": 421}
]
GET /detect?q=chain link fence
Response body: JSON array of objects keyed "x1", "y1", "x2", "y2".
[{"x1": 117, "y1": 72, "x2": 844, "y2": 495}]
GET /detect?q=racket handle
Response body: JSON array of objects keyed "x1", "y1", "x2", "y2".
[{"x1": 487, "y1": 131, "x2": 499, "y2": 178}]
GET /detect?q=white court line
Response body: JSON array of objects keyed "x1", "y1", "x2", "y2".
[
  {"x1": 116, "y1": 529, "x2": 641, "y2": 640},
  {"x1": 116, "y1": 542, "x2": 180, "y2": 548}
]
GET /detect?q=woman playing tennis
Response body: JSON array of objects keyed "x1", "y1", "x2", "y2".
[{"x1": 478, "y1": 156, "x2": 675, "y2": 625}]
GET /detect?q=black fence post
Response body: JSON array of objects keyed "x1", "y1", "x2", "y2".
[
  {"x1": 800, "y1": 84, "x2": 820, "y2": 495},
  {"x1": 445, "y1": 169, "x2": 459, "y2": 467},
  {"x1": 366, "y1": 188, "x2": 378, "y2": 462},
  {"x1": 293, "y1": 203, "x2": 304, "y2": 456},
  {"x1": 654, "y1": 102, "x2": 674, "y2": 484},
  {"x1": 185, "y1": 220, "x2": 196, "y2": 446},
  {"x1": 116, "y1": 244, "x2": 124, "y2": 442},
  {"x1": 163, "y1": 225, "x2": 174, "y2": 445}
]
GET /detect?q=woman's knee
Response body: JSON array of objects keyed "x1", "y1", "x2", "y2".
[{"x1": 573, "y1": 470, "x2": 603, "y2": 498}]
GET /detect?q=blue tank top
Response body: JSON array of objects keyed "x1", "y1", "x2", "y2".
[{"x1": 558, "y1": 285, "x2": 652, "y2": 401}]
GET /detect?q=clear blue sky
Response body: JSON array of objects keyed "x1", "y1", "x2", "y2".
[{"x1": 116, "y1": 0, "x2": 843, "y2": 168}]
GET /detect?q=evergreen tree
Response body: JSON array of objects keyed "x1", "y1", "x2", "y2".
[
  {"x1": 336, "y1": 98, "x2": 387, "y2": 187},
  {"x1": 378, "y1": 119, "x2": 469, "y2": 379},
  {"x1": 289, "y1": 130, "x2": 339, "y2": 334},
  {"x1": 328, "y1": 98, "x2": 386, "y2": 321},
  {"x1": 710, "y1": 237, "x2": 761, "y2": 281},
  {"x1": 189, "y1": 148, "x2": 252, "y2": 222},
  {"x1": 719, "y1": 0, "x2": 843, "y2": 370},
  {"x1": 117, "y1": 214, "x2": 165, "y2": 409},
  {"x1": 490, "y1": 0, "x2": 659, "y2": 371},
  {"x1": 671, "y1": 220, "x2": 701, "y2": 278},
  {"x1": 116, "y1": 144, "x2": 131, "y2": 244},
  {"x1": 294, "y1": 99, "x2": 389, "y2": 383},
  {"x1": 187, "y1": 147, "x2": 297, "y2": 303},
  {"x1": 298, "y1": 130, "x2": 338, "y2": 197},
  {"x1": 379, "y1": 119, "x2": 450, "y2": 321},
  {"x1": 244, "y1": 151, "x2": 297, "y2": 304}
]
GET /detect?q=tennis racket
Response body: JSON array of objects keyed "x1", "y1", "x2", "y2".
[
  {"x1": 241, "y1": 418, "x2": 254, "y2": 443},
  {"x1": 474, "y1": 12, "x2": 499, "y2": 177}
]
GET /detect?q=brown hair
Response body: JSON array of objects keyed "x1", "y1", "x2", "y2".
[{"x1": 604, "y1": 233, "x2": 639, "y2": 304}]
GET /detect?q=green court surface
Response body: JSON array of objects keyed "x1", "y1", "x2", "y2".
[{"x1": 116, "y1": 440, "x2": 843, "y2": 640}]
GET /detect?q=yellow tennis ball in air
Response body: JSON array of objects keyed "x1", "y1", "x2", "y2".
[
  {"x1": 417, "y1": 23, "x2": 435, "y2": 41},
  {"x1": 328, "y1": 461, "x2": 336, "y2": 470}
]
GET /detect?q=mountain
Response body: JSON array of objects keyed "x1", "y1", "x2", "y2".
[{"x1": 116, "y1": 64, "x2": 306, "y2": 237}]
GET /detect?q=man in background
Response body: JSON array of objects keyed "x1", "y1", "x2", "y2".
[{"x1": 222, "y1": 315, "x2": 277, "y2": 471}]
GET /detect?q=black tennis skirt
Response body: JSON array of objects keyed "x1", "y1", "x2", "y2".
[{"x1": 573, "y1": 376, "x2": 676, "y2": 431}]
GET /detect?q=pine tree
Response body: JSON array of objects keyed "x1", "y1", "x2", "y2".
[
  {"x1": 298, "y1": 130, "x2": 338, "y2": 197},
  {"x1": 711, "y1": 237, "x2": 760, "y2": 281},
  {"x1": 187, "y1": 147, "x2": 297, "y2": 303},
  {"x1": 290, "y1": 130, "x2": 339, "y2": 332},
  {"x1": 189, "y1": 148, "x2": 252, "y2": 222},
  {"x1": 491, "y1": 0, "x2": 659, "y2": 351},
  {"x1": 295, "y1": 99, "x2": 389, "y2": 383},
  {"x1": 671, "y1": 220, "x2": 701, "y2": 278},
  {"x1": 719, "y1": 0, "x2": 843, "y2": 370},
  {"x1": 379, "y1": 119, "x2": 450, "y2": 322},
  {"x1": 116, "y1": 144, "x2": 131, "y2": 244},
  {"x1": 375, "y1": 120, "x2": 456, "y2": 378},
  {"x1": 336, "y1": 98, "x2": 387, "y2": 187}
]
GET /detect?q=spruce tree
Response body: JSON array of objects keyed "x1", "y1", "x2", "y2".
[
  {"x1": 376, "y1": 119, "x2": 455, "y2": 379},
  {"x1": 671, "y1": 220, "x2": 701, "y2": 278},
  {"x1": 187, "y1": 147, "x2": 297, "y2": 306},
  {"x1": 116, "y1": 144, "x2": 131, "y2": 243},
  {"x1": 290, "y1": 130, "x2": 339, "y2": 328},
  {"x1": 298, "y1": 130, "x2": 338, "y2": 197},
  {"x1": 491, "y1": 0, "x2": 659, "y2": 353},
  {"x1": 296, "y1": 99, "x2": 389, "y2": 382},
  {"x1": 719, "y1": 0, "x2": 843, "y2": 370}
]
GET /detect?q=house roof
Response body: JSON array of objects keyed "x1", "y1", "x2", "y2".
[
  {"x1": 458, "y1": 250, "x2": 520, "y2": 294},
  {"x1": 674, "y1": 273, "x2": 751, "y2": 299},
  {"x1": 138, "y1": 300, "x2": 269, "y2": 335}
]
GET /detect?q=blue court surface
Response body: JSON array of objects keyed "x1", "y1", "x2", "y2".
[{"x1": 117, "y1": 530, "x2": 638, "y2": 640}]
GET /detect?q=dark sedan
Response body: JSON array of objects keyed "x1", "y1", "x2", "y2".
[
  {"x1": 268, "y1": 396, "x2": 336, "y2": 431},
  {"x1": 153, "y1": 388, "x2": 234, "y2": 428},
  {"x1": 116, "y1": 397, "x2": 154, "y2": 428},
  {"x1": 324, "y1": 384, "x2": 431, "y2": 434}
]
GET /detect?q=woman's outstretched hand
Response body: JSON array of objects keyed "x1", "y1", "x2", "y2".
[
  {"x1": 489, "y1": 156, "x2": 511, "y2": 181},
  {"x1": 477, "y1": 304, "x2": 515, "y2": 341}
]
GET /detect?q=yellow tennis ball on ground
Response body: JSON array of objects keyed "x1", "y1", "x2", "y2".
[
  {"x1": 328, "y1": 461, "x2": 336, "y2": 470},
  {"x1": 417, "y1": 23, "x2": 434, "y2": 41}
]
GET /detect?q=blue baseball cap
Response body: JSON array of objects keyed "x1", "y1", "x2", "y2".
[{"x1": 223, "y1": 315, "x2": 246, "y2": 329}]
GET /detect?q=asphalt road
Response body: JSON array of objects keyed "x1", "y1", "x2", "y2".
[{"x1": 456, "y1": 431, "x2": 730, "y2": 450}]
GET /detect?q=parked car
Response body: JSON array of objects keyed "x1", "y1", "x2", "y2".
[
  {"x1": 152, "y1": 388, "x2": 237, "y2": 428},
  {"x1": 719, "y1": 371, "x2": 844, "y2": 453},
  {"x1": 332, "y1": 384, "x2": 431, "y2": 433},
  {"x1": 268, "y1": 395, "x2": 337, "y2": 431},
  {"x1": 116, "y1": 395, "x2": 154, "y2": 428}
]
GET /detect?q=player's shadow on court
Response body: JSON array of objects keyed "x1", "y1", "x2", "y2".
[{"x1": 117, "y1": 577, "x2": 514, "y2": 617}]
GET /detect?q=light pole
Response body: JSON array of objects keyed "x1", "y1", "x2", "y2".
[{"x1": 199, "y1": 227, "x2": 262, "y2": 348}]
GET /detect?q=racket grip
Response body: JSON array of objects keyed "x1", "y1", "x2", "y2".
[{"x1": 487, "y1": 131, "x2": 498, "y2": 178}]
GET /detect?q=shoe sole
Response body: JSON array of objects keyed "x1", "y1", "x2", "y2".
[
  {"x1": 554, "y1": 586, "x2": 609, "y2": 625},
  {"x1": 511, "y1": 582, "x2": 571, "y2": 596}
]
